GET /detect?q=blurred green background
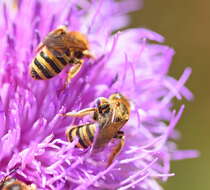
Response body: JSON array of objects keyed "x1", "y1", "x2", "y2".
[{"x1": 131, "y1": 0, "x2": 210, "y2": 189}]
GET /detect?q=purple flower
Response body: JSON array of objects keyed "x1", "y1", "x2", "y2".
[{"x1": 0, "y1": 0, "x2": 198, "y2": 189}]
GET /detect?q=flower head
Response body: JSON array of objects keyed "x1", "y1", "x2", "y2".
[{"x1": 0, "y1": 0, "x2": 198, "y2": 189}]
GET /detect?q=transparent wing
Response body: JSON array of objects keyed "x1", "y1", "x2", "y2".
[
  {"x1": 43, "y1": 35, "x2": 68, "y2": 50},
  {"x1": 43, "y1": 34, "x2": 87, "y2": 50}
]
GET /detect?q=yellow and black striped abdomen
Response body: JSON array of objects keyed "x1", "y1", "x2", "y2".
[
  {"x1": 66, "y1": 123, "x2": 96, "y2": 149},
  {"x1": 30, "y1": 47, "x2": 69, "y2": 80}
]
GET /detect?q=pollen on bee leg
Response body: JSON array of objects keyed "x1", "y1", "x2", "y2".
[
  {"x1": 59, "y1": 108, "x2": 96, "y2": 117},
  {"x1": 64, "y1": 62, "x2": 84, "y2": 88},
  {"x1": 107, "y1": 133, "x2": 125, "y2": 167}
]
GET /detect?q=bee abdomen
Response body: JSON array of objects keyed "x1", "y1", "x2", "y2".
[
  {"x1": 30, "y1": 48, "x2": 66, "y2": 80},
  {"x1": 40, "y1": 51, "x2": 61, "y2": 73},
  {"x1": 66, "y1": 124, "x2": 96, "y2": 149},
  {"x1": 30, "y1": 57, "x2": 53, "y2": 80}
]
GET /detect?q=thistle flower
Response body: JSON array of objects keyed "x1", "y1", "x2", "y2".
[{"x1": 0, "y1": 0, "x2": 198, "y2": 189}]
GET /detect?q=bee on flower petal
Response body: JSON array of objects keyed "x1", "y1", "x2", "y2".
[
  {"x1": 61, "y1": 93, "x2": 131, "y2": 166},
  {"x1": 29, "y1": 25, "x2": 94, "y2": 88}
]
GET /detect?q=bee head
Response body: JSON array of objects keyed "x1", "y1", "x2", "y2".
[
  {"x1": 95, "y1": 98, "x2": 111, "y2": 116},
  {"x1": 69, "y1": 31, "x2": 89, "y2": 50},
  {"x1": 68, "y1": 31, "x2": 94, "y2": 60}
]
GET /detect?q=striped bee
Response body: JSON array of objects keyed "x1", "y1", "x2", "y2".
[
  {"x1": 61, "y1": 93, "x2": 131, "y2": 166},
  {"x1": 0, "y1": 175, "x2": 36, "y2": 190},
  {"x1": 30, "y1": 26, "x2": 93, "y2": 87}
]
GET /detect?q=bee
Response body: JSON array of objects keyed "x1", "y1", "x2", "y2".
[
  {"x1": 29, "y1": 25, "x2": 93, "y2": 87},
  {"x1": 0, "y1": 170, "x2": 36, "y2": 190},
  {"x1": 60, "y1": 93, "x2": 130, "y2": 166}
]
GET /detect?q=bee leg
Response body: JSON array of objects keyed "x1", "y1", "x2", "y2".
[
  {"x1": 107, "y1": 131, "x2": 125, "y2": 167},
  {"x1": 60, "y1": 107, "x2": 97, "y2": 117},
  {"x1": 65, "y1": 61, "x2": 84, "y2": 87}
]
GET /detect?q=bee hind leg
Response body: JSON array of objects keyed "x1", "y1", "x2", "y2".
[
  {"x1": 107, "y1": 131, "x2": 125, "y2": 167},
  {"x1": 60, "y1": 107, "x2": 97, "y2": 117},
  {"x1": 65, "y1": 61, "x2": 84, "y2": 88}
]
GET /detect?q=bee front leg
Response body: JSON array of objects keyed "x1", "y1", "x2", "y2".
[
  {"x1": 107, "y1": 131, "x2": 125, "y2": 167},
  {"x1": 60, "y1": 108, "x2": 97, "y2": 117},
  {"x1": 65, "y1": 61, "x2": 84, "y2": 87}
]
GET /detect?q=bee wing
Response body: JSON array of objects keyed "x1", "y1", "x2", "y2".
[
  {"x1": 35, "y1": 35, "x2": 68, "y2": 56},
  {"x1": 93, "y1": 104, "x2": 127, "y2": 151},
  {"x1": 93, "y1": 121, "x2": 118, "y2": 150},
  {"x1": 43, "y1": 35, "x2": 68, "y2": 51},
  {"x1": 92, "y1": 105, "x2": 118, "y2": 149},
  {"x1": 43, "y1": 33, "x2": 87, "y2": 50},
  {"x1": 90, "y1": 122, "x2": 107, "y2": 154}
]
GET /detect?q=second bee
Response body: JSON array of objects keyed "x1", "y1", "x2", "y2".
[{"x1": 30, "y1": 26, "x2": 94, "y2": 87}]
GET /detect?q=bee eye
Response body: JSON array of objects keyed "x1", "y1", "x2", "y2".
[
  {"x1": 99, "y1": 104, "x2": 110, "y2": 114},
  {"x1": 59, "y1": 30, "x2": 66, "y2": 35},
  {"x1": 74, "y1": 51, "x2": 84, "y2": 59}
]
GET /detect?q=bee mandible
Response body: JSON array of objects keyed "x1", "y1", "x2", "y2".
[
  {"x1": 60, "y1": 93, "x2": 131, "y2": 166},
  {"x1": 30, "y1": 25, "x2": 94, "y2": 87}
]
